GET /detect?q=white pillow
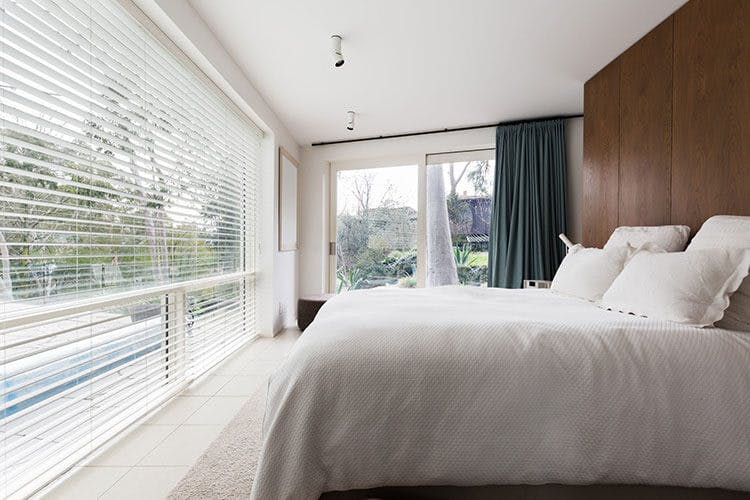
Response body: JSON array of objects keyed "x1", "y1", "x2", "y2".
[
  {"x1": 686, "y1": 215, "x2": 750, "y2": 331},
  {"x1": 601, "y1": 247, "x2": 750, "y2": 327},
  {"x1": 604, "y1": 225, "x2": 690, "y2": 252},
  {"x1": 551, "y1": 244, "x2": 631, "y2": 302},
  {"x1": 687, "y1": 215, "x2": 750, "y2": 251}
]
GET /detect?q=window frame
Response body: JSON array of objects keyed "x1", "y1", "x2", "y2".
[{"x1": 327, "y1": 148, "x2": 495, "y2": 292}]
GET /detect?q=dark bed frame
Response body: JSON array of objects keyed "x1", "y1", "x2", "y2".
[{"x1": 321, "y1": 484, "x2": 748, "y2": 499}]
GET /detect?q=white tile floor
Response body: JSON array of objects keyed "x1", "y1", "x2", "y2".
[{"x1": 42, "y1": 329, "x2": 301, "y2": 500}]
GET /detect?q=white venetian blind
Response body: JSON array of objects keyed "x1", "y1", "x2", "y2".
[{"x1": 0, "y1": 0, "x2": 261, "y2": 497}]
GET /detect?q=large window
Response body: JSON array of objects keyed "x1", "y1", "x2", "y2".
[
  {"x1": 334, "y1": 164, "x2": 418, "y2": 292},
  {"x1": 0, "y1": 1, "x2": 261, "y2": 497},
  {"x1": 425, "y1": 150, "x2": 494, "y2": 287},
  {"x1": 329, "y1": 150, "x2": 494, "y2": 292}
]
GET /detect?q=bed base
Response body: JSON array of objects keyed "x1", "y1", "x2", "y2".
[{"x1": 320, "y1": 484, "x2": 748, "y2": 499}]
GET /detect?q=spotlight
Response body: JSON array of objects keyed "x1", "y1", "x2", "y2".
[
  {"x1": 331, "y1": 34, "x2": 344, "y2": 67},
  {"x1": 346, "y1": 111, "x2": 355, "y2": 131}
]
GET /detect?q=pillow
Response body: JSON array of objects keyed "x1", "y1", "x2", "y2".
[
  {"x1": 600, "y1": 247, "x2": 750, "y2": 327},
  {"x1": 604, "y1": 225, "x2": 690, "y2": 252},
  {"x1": 687, "y1": 215, "x2": 750, "y2": 251},
  {"x1": 686, "y1": 215, "x2": 750, "y2": 331},
  {"x1": 551, "y1": 244, "x2": 632, "y2": 302}
]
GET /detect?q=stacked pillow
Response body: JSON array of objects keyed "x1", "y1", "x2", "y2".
[
  {"x1": 684, "y1": 216, "x2": 750, "y2": 331},
  {"x1": 600, "y1": 246, "x2": 750, "y2": 327},
  {"x1": 603, "y1": 225, "x2": 690, "y2": 252},
  {"x1": 551, "y1": 221, "x2": 750, "y2": 329},
  {"x1": 551, "y1": 225, "x2": 686, "y2": 303},
  {"x1": 550, "y1": 244, "x2": 633, "y2": 302}
]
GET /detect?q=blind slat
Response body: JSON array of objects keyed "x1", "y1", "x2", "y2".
[{"x1": 1, "y1": 0, "x2": 260, "y2": 497}]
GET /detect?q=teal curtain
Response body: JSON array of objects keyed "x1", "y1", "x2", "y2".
[{"x1": 488, "y1": 119, "x2": 567, "y2": 288}]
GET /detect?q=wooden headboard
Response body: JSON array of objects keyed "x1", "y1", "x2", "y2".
[{"x1": 582, "y1": 0, "x2": 750, "y2": 247}]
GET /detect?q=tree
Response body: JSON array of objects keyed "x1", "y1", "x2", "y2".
[
  {"x1": 446, "y1": 160, "x2": 492, "y2": 196},
  {"x1": 466, "y1": 160, "x2": 491, "y2": 195},
  {"x1": 0, "y1": 231, "x2": 12, "y2": 301},
  {"x1": 0, "y1": 130, "x2": 122, "y2": 300},
  {"x1": 447, "y1": 163, "x2": 470, "y2": 196},
  {"x1": 336, "y1": 213, "x2": 369, "y2": 271},
  {"x1": 336, "y1": 173, "x2": 374, "y2": 271},
  {"x1": 425, "y1": 164, "x2": 458, "y2": 287},
  {"x1": 351, "y1": 173, "x2": 374, "y2": 216}
]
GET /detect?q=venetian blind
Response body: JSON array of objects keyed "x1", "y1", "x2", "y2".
[{"x1": 0, "y1": 0, "x2": 261, "y2": 497}]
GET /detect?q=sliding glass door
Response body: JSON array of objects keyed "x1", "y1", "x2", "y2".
[
  {"x1": 425, "y1": 150, "x2": 495, "y2": 287},
  {"x1": 329, "y1": 149, "x2": 494, "y2": 292},
  {"x1": 332, "y1": 164, "x2": 419, "y2": 292}
]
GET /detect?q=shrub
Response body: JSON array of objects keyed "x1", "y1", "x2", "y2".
[{"x1": 457, "y1": 264, "x2": 488, "y2": 286}]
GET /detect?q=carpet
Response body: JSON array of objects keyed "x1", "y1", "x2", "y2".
[{"x1": 168, "y1": 384, "x2": 267, "y2": 499}]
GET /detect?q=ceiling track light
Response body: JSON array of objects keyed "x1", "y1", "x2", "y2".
[
  {"x1": 331, "y1": 34, "x2": 344, "y2": 67},
  {"x1": 346, "y1": 111, "x2": 355, "y2": 131}
]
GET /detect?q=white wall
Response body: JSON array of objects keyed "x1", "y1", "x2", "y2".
[
  {"x1": 130, "y1": 0, "x2": 300, "y2": 335},
  {"x1": 299, "y1": 118, "x2": 583, "y2": 296}
]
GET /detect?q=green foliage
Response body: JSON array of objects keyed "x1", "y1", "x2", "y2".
[
  {"x1": 469, "y1": 251, "x2": 488, "y2": 267},
  {"x1": 381, "y1": 250, "x2": 417, "y2": 278},
  {"x1": 337, "y1": 267, "x2": 370, "y2": 293},
  {"x1": 453, "y1": 245, "x2": 487, "y2": 286},
  {"x1": 457, "y1": 264, "x2": 488, "y2": 286},
  {"x1": 398, "y1": 276, "x2": 417, "y2": 288},
  {"x1": 453, "y1": 244, "x2": 478, "y2": 266},
  {"x1": 336, "y1": 213, "x2": 369, "y2": 270},
  {"x1": 0, "y1": 124, "x2": 242, "y2": 301},
  {"x1": 466, "y1": 160, "x2": 491, "y2": 195}
]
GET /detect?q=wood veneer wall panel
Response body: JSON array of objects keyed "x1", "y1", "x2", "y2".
[
  {"x1": 618, "y1": 18, "x2": 673, "y2": 227},
  {"x1": 582, "y1": 60, "x2": 620, "y2": 247},
  {"x1": 671, "y1": 0, "x2": 750, "y2": 233}
]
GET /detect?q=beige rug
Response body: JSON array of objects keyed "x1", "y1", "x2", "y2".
[{"x1": 168, "y1": 384, "x2": 267, "y2": 499}]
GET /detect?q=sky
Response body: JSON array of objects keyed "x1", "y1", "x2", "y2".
[{"x1": 336, "y1": 160, "x2": 495, "y2": 216}]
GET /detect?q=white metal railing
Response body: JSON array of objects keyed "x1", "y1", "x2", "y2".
[{"x1": 0, "y1": 271, "x2": 254, "y2": 329}]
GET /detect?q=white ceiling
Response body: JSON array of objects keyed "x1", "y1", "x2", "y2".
[{"x1": 188, "y1": 0, "x2": 686, "y2": 145}]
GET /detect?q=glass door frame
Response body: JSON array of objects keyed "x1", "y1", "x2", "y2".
[
  {"x1": 328, "y1": 155, "x2": 427, "y2": 293},
  {"x1": 327, "y1": 148, "x2": 496, "y2": 293}
]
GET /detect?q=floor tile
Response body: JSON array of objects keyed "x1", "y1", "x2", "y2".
[
  {"x1": 48, "y1": 329, "x2": 301, "y2": 498},
  {"x1": 183, "y1": 396, "x2": 247, "y2": 425},
  {"x1": 182, "y1": 374, "x2": 234, "y2": 397},
  {"x1": 89, "y1": 425, "x2": 177, "y2": 466},
  {"x1": 144, "y1": 396, "x2": 208, "y2": 425},
  {"x1": 137, "y1": 425, "x2": 223, "y2": 466},
  {"x1": 100, "y1": 466, "x2": 188, "y2": 500},
  {"x1": 216, "y1": 356, "x2": 281, "y2": 376},
  {"x1": 215, "y1": 374, "x2": 267, "y2": 397},
  {"x1": 45, "y1": 466, "x2": 129, "y2": 500}
]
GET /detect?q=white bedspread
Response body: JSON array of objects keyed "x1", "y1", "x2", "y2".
[{"x1": 250, "y1": 287, "x2": 750, "y2": 499}]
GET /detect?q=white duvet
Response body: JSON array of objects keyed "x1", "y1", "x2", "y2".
[{"x1": 250, "y1": 287, "x2": 750, "y2": 499}]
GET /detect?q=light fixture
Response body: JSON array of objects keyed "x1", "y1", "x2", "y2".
[
  {"x1": 331, "y1": 34, "x2": 344, "y2": 67},
  {"x1": 346, "y1": 111, "x2": 355, "y2": 131}
]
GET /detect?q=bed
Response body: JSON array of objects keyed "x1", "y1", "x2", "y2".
[{"x1": 250, "y1": 286, "x2": 750, "y2": 499}]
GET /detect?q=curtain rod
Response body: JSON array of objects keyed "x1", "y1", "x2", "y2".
[{"x1": 310, "y1": 113, "x2": 583, "y2": 147}]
